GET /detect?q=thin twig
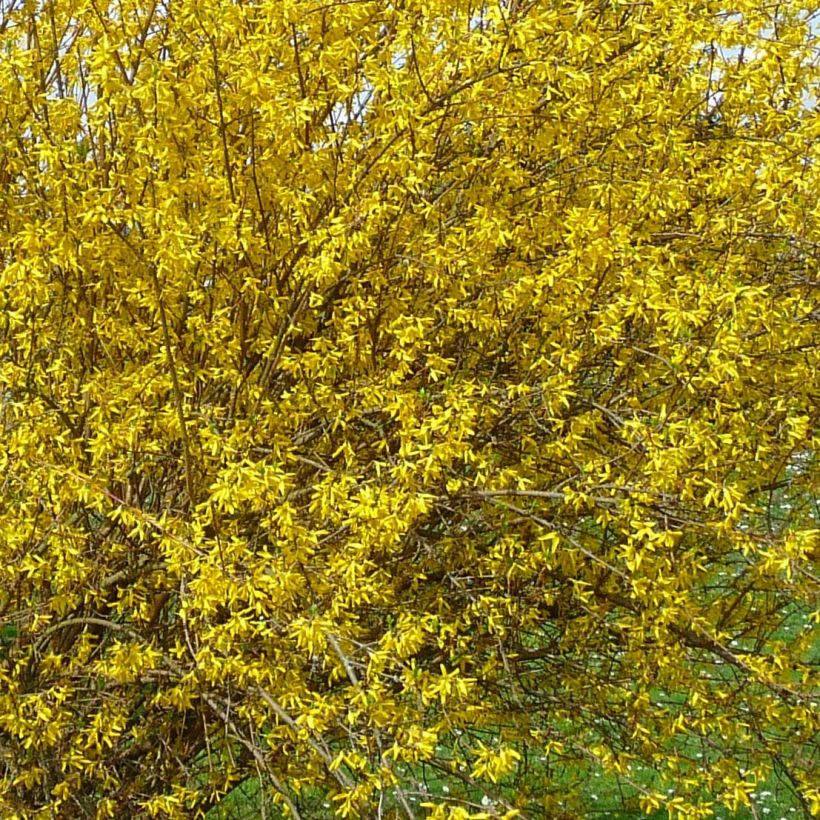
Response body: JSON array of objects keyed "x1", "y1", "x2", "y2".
[
  {"x1": 104, "y1": 220, "x2": 197, "y2": 506},
  {"x1": 254, "y1": 687, "x2": 355, "y2": 791}
]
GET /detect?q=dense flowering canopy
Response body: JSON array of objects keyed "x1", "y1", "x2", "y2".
[{"x1": 0, "y1": 0, "x2": 818, "y2": 817}]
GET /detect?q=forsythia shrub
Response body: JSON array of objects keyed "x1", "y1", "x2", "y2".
[{"x1": 0, "y1": 0, "x2": 818, "y2": 817}]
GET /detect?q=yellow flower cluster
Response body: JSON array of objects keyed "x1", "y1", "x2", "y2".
[{"x1": 0, "y1": 0, "x2": 817, "y2": 816}]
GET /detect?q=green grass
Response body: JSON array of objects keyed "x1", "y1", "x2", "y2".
[
  {"x1": 204, "y1": 603, "x2": 817, "y2": 818},
  {"x1": 205, "y1": 758, "x2": 810, "y2": 819}
]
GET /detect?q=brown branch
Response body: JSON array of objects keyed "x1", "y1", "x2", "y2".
[{"x1": 104, "y1": 221, "x2": 197, "y2": 507}]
